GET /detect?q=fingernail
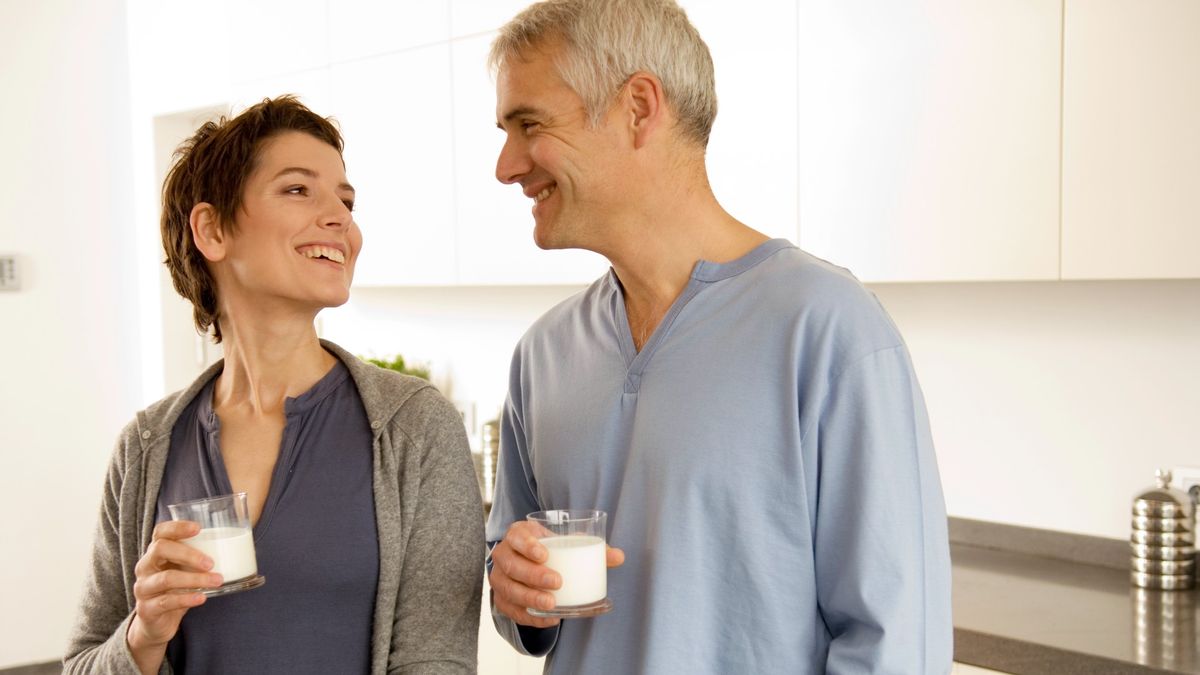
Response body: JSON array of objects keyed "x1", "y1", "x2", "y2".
[
  {"x1": 542, "y1": 574, "x2": 557, "y2": 587},
  {"x1": 201, "y1": 557, "x2": 214, "y2": 570},
  {"x1": 540, "y1": 594, "x2": 555, "y2": 610},
  {"x1": 209, "y1": 573, "x2": 223, "y2": 586}
]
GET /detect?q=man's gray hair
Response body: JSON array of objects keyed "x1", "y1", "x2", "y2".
[{"x1": 489, "y1": 0, "x2": 717, "y2": 147}]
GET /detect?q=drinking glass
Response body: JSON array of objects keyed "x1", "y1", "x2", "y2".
[
  {"x1": 167, "y1": 492, "x2": 266, "y2": 597},
  {"x1": 526, "y1": 509, "x2": 612, "y2": 618}
]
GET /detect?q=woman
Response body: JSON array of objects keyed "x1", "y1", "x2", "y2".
[{"x1": 64, "y1": 96, "x2": 483, "y2": 674}]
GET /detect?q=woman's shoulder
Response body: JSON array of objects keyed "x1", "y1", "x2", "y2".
[{"x1": 324, "y1": 340, "x2": 459, "y2": 431}]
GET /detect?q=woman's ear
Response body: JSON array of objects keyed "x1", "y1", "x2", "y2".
[{"x1": 190, "y1": 203, "x2": 227, "y2": 262}]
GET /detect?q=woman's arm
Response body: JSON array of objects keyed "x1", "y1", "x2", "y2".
[{"x1": 386, "y1": 388, "x2": 485, "y2": 674}]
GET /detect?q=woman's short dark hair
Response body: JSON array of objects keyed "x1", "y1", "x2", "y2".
[{"x1": 160, "y1": 95, "x2": 344, "y2": 343}]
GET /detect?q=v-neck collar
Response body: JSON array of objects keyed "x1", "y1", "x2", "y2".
[
  {"x1": 608, "y1": 238, "x2": 794, "y2": 394},
  {"x1": 195, "y1": 360, "x2": 350, "y2": 536}
]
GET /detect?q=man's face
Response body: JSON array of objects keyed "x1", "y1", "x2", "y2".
[{"x1": 494, "y1": 43, "x2": 625, "y2": 251}]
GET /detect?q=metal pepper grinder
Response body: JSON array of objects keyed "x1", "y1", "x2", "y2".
[{"x1": 1131, "y1": 469, "x2": 1196, "y2": 590}]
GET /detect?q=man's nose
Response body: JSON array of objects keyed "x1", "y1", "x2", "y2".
[{"x1": 495, "y1": 136, "x2": 531, "y2": 185}]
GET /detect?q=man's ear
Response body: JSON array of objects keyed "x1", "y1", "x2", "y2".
[
  {"x1": 190, "y1": 203, "x2": 227, "y2": 262},
  {"x1": 624, "y1": 71, "x2": 666, "y2": 149}
]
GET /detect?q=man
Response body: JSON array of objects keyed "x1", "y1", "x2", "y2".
[{"x1": 485, "y1": 1, "x2": 953, "y2": 672}]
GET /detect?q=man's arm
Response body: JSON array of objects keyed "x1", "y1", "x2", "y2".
[{"x1": 811, "y1": 345, "x2": 953, "y2": 674}]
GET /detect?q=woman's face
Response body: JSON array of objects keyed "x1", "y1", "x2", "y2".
[{"x1": 218, "y1": 130, "x2": 361, "y2": 317}]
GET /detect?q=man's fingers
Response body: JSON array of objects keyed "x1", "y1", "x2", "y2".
[
  {"x1": 504, "y1": 521, "x2": 549, "y2": 563},
  {"x1": 606, "y1": 545, "x2": 625, "y2": 568},
  {"x1": 494, "y1": 592, "x2": 562, "y2": 628},
  {"x1": 495, "y1": 541, "x2": 558, "y2": 589}
]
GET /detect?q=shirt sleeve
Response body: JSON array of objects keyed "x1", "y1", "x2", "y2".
[
  {"x1": 484, "y1": 393, "x2": 561, "y2": 657},
  {"x1": 63, "y1": 429, "x2": 168, "y2": 675},
  {"x1": 387, "y1": 389, "x2": 485, "y2": 674},
  {"x1": 810, "y1": 346, "x2": 953, "y2": 674}
]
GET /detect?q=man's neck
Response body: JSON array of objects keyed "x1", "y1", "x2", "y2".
[{"x1": 607, "y1": 199, "x2": 769, "y2": 351}]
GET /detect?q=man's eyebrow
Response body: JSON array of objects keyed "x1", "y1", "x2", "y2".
[
  {"x1": 272, "y1": 166, "x2": 354, "y2": 193},
  {"x1": 496, "y1": 106, "x2": 543, "y2": 130}
]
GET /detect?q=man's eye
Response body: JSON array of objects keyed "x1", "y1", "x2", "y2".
[
  {"x1": 521, "y1": 120, "x2": 540, "y2": 133},
  {"x1": 342, "y1": 200, "x2": 355, "y2": 212}
]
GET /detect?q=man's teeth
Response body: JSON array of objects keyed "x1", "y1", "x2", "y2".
[
  {"x1": 534, "y1": 186, "x2": 555, "y2": 203},
  {"x1": 302, "y1": 246, "x2": 345, "y2": 263}
]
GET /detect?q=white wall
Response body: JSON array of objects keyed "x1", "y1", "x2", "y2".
[
  {"x1": 874, "y1": 280, "x2": 1200, "y2": 539},
  {"x1": 321, "y1": 279, "x2": 1200, "y2": 542},
  {"x1": 0, "y1": 0, "x2": 140, "y2": 668}
]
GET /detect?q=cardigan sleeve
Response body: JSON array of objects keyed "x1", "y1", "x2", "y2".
[
  {"x1": 387, "y1": 388, "x2": 485, "y2": 674},
  {"x1": 63, "y1": 422, "x2": 167, "y2": 675}
]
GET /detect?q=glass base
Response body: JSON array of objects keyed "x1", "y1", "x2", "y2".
[
  {"x1": 528, "y1": 597, "x2": 612, "y2": 618},
  {"x1": 194, "y1": 574, "x2": 266, "y2": 598}
]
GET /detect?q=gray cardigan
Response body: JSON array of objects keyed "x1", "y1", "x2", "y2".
[{"x1": 63, "y1": 341, "x2": 484, "y2": 674}]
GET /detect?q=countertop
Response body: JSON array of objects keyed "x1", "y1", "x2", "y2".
[{"x1": 951, "y1": 518, "x2": 1200, "y2": 674}]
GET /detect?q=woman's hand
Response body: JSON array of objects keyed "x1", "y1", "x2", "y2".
[{"x1": 126, "y1": 521, "x2": 222, "y2": 674}]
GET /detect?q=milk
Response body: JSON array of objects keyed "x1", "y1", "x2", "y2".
[
  {"x1": 183, "y1": 527, "x2": 258, "y2": 582},
  {"x1": 541, "y1": 534, "x2": 606, "y2": 606}
]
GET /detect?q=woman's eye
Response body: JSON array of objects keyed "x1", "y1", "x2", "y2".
[
  {"x1": 286, "y1": 185, "x2": 308, "y2": 196},
  {"x1": 342, "y1": 200, "x2": 355, "y2": 212}
]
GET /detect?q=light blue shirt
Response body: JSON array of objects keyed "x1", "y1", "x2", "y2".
[{"x1": 487, "y1": 239, "x2": 952, "y2": 674}]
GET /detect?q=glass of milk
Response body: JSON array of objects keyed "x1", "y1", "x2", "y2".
[
  {"x1": 526, "y1": 509, "x2": 613, "y2": 618},
  {"x1": 167, "y1": 492, "x2": 265, "y2": 597}
]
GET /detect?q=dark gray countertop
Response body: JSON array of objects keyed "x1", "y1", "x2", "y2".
[{"x1": 951, "y1": 518, "x2": 1200, "y2": 674}]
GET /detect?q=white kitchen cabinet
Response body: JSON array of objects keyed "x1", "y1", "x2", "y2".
[
  {"x1": 451, "y1": 34, "x2": 610, "y2": 285},
  {"x1": 329, "y1": 0, "x2": 451, "y2": 63},
  {"x1": 1061, "y1": 0, "x2": 1200, "y2": 279},
  {"x1": 227, "y1": 0, "x2": 329, "y2": 83},
  {"x1": 331, "y1": 46, "x2": 458, "y2": 286},
  {"x1": 450, "y1": 0, "x2": 532, "y2": 39},
  {"x1": 129, "y1": 0, "x2": 234, "y2": 116},
  {"x1": 229, "y1": 68, "x2": 333, "y2": 119},
  {"x1": 681, "y1": 0, "x2": 800, "y2": 242},
  {"x1": 796, "y1": 0, "x2": 1062, "y2": 282}
]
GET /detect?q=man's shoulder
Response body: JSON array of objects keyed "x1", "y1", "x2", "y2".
[
  {"x1": 519, "y1": 273, "x2": 612, "y2": 343},
  {"x1": 742, "y1": 245, "x2": 903, "y2": 348}
]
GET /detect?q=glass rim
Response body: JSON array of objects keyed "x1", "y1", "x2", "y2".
[
  {"x1": 167, "y1": 492, "x2": 247, "y2": 510},
  {"x1": 526, "y1": 509, "x2": 606, "y2": 523}
]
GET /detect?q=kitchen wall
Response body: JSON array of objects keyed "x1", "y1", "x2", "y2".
[{"x1": 0, "y1": 0, "x2": 141, "y2": 668}]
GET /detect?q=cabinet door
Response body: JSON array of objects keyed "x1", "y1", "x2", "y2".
[
  {"x1": 331, "y1": 46, "x2": 458, "y2": 286},
  {"x1": 450, "y1": 0, "x2": 531, "y2": 38},
  {"x1": 1061, "y1": 0, "x2": 1200, "y2": 279},
  {"x1": 452, "y1": 34, "x2": 609, "y2": 285},
  {"x1": 227, "y1": 0, "x2": 329, "y2": 83},
  {"x1": 796, "y1": 0, "x2": 1061, "y2": 282},
  {"x1": 682, "y1": 0, "x2": 799, "y2": 242},
  {"x1": 129, "y1": 0, "x2": 234, "y2": 115},
  {"x1": 329, "y1": 0, "x2": 451, "y2": 63}
]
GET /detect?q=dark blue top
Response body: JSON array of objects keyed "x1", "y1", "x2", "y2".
[{"x1": 155, "y1": 361, "x2": 379, "y2": 674}]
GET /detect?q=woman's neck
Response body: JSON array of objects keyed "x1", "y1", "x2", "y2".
[{"x1": 212, "y1": 317, "x2": 335, "y2": 417}]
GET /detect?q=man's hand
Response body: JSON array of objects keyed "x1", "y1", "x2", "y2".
[{"x1": 490, "y1": 521, "x2": 624, "y2": 629}]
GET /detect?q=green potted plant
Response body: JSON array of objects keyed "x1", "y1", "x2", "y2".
[{"x1": 360, "y1": 353, "x2": 431, "y2": 381}]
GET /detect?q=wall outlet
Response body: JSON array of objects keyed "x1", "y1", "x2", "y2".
[
  {"x1": 1171, "y1": 466, "x2": 1200, "y2": 505},
  {"x1": 0, "y1": 255, "x2": 19, "y2": 290}
]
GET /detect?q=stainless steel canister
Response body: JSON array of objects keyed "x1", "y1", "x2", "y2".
[
  {"x1": 1131, "y1": 469, "x2": 1196, "y2": 590},
  {"x1": 476, "y1": 419, "x2": 500, "y2": 511}
]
